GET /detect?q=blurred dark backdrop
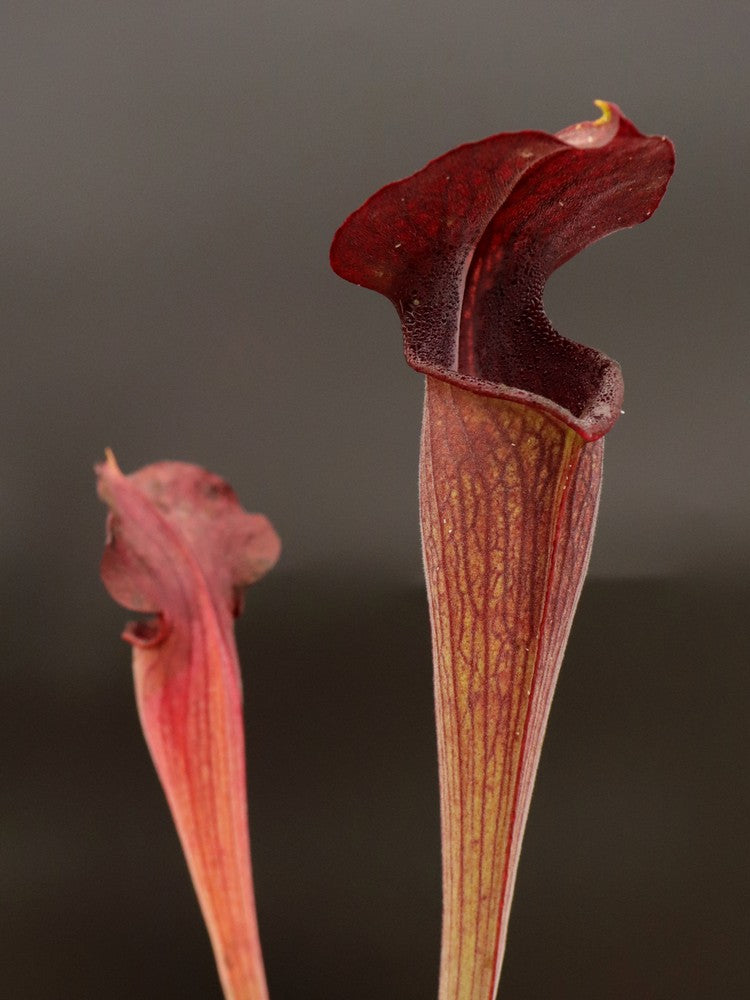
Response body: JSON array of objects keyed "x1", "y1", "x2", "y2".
[
  {"x1": 5, "y1": 575, "x2": 748, "y2": 998},
  {"x1": 2, "y1": 2, "x2": 747, "y2": 997}
]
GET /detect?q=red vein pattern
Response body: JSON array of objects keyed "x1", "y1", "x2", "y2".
[
  {"x1": 97, "y1": 454, "x2": 279, "y2": 1000},
  {"x1": 420, "y1": 378, "x2": 603, "y2": 999}
]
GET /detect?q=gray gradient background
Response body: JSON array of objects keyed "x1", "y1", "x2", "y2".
[{"x1": 2, "y1": 2, "x2": 748, "y2": 998}]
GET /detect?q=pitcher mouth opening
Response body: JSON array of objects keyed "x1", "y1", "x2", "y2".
[{"x1": 330, "y1": 102, "x2": 674, "y2": 441}]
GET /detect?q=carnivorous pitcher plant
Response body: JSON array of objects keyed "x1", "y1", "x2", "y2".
[
  {"x1": 331, "y1": 102, "x2": 674, "y2": 998},
  {"x1": 97, "y1": 452, "x2": 279, "y2": 1000}
]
